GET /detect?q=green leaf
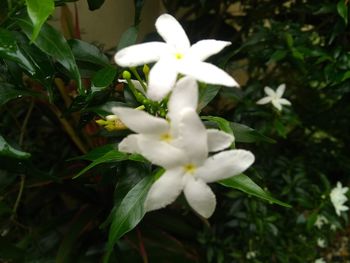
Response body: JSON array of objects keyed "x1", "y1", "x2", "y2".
[
  {"x1": 73, "y1": 149, "x2": 146, "y2": 178},
  {"x1": 70, "y1": 144, "x2": 116, "y2": 161},
  {"x1": 0, "y1": 83, "x2": 42, "y2": 105},
  {"x1": 17, "y1": 16, "x2": 83, "y2": 94},
  {"x1": 0, "y1": 237, "x2": 25, "y2": 262},
  {"x1": 0, "y1": 28, "x2": 36, "y2": 74},
  {"x1": 87, "y1": 0, "x2": 105, "y2": 10},
  {"x1": 103, "y1": 175, "x2": 155, "y2": 263},
  {"x1": 25, "y1": 0, "x2": 55, "y2": 41},
  {"x1": 0, "y1": 135, "x2": 31, "y2": 159},
  {"x1": 202, "y1": 116, "x2": 234, "y2": 135},
  {"x1": 231, "y1": 122, "x2": 276, "y2": 143},
  {"x1": 117, "y1": 26, "x2": 138, "y2": 51},
  {"x1": 268, "y1": 50, "x2": 287, "y2": 63},
  {"x1": 337, "y1": 0, "x2": 348, "y2": 25},
  {"x1": 91, "y1": 66, "x2": 117, "y2": 92},
  {"x1": 220, "y1": 174, "x2": 291, "y2": 207},
  {"x1": 198, "y1": 84, "x2": 220, "y2": 111},
  {"x1": 134, "y1": 0, "x2": 145, "y2": 25},
  {"x1": 73, "y1": 150, "x2": 128, "y2": 178},
  {"x1": 56, "y1": 206, "x2": 100, "y2": 262},
  {"x1": 68, "y1": 39, "x2": 109, "y2": 66}
]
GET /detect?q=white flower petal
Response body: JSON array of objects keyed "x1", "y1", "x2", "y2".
[
  {"x1": 119, "y1": 134, "x2": 140, "y2": 153},
  {"x1": 111, "y1": 107, "x2": 169, "y2": 134},
  {"x1": 114, "y1": 42, "x2": 168, "y2": 67},
  {"x1": 276, "y1": 84, "x2": 286, "y2": 97},
  {"x1": 147, "y1": 59, "x2": 178, "y2": 101},
  {"x1": 168, "y1": 76, "x2": 198, "y2": 122},
  {"x1": 256, "y1": 96, "x2": 272, "y2": 105},
  {"x1": 183, "y1": 176, "x2": 216, "y2": 218},
  {"x1": 264, "y1": 86, "x2": 275, "y2": 97},
  {"x1": 189, "y1": 40, "x2": 231, "y2": 61},
  {"x1": 138, "y1": 137, "x2": 187, "y2": 169},
  {"x1": 271, "y1": 100, "x2": 282, "y2": 111},
  {"x1": 118, "y1": 79, "x2": 146, "y2": 95},
  {"x1": 207, "y1": 129, "x2": 234, "y2": 152},
  {"x1": 279, "y1": 98, "x2": 291, "y2": 106},
  {"x1": 178, "y1": 109, "x2": 208, "y2": 164},
  {"x1": 179, "y1": 61, "x2": 239, "y2": 87},
  {"x1": 155, "y1": 14, "x2": 190, "y2": 51},
  {"x1": 196, "y1": 149, "x2": 255, "y2": 183},
  {"x1": 144, "y1": 168, "x2": 184, "y2": 212}
]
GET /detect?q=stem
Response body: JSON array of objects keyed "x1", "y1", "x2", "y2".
[
  {"x1": 137, "y1": 228, "x2": 148, "y2": 263},
  {"x1": 130, "y1": 67, "x2": 147, "y2": 92},
  {"x1": 11, "y1": 175, "x2": 25, "y2": 218},
  {"x1": 50, "y1": 105, "x2": 88, "y2": 154},
  {"x1": 19, "y1": 100, "x2": 34, "y2": 146},
  {"x1": 7, "y1": 0, "x2": 12, "y2": 10}
]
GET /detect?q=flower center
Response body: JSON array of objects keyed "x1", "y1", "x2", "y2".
[
  {"x1": 160, "y1": 133, "x2": 173, "y2": 142},
  {"x1": 175, "y1": 53, "x2": 183, "y2": 60},
  {"x1": 183, "y1": 163, "x2": 197, "y2": 174}
]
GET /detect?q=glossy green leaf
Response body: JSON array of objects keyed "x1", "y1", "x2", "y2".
[
  {"x1": 70, "y1": 144, "x2": 116, "y2": 161},
  {"x1": 17, "y1": 17, "x2": 83, "y2": 94},
  {"x1": 87, "y1": 0, "x2": 105, "y2": 10},
  {"x1": 103, "y1": 175, "x2": 155, "y2": 263},
  {"x1": 0, "y1": 28, "x2": 35, "y2": 74},
  {"x1": 117, "y1": 26, "x2": 138, "y2": 51},
  {"x1": 25, "y1": 0, "x2": 55, "y2": 41},
  {"x1": 68, "y1": 39, "x2": 109, "y2": 66},
  {"x1": 202, "y1": 116, "x2": 234, "y2": 135},
  {"x1": 231, "y1": 122, "x2": 276, "y2": 143},
  {"x1": 91, "y1": 66, "x2": 117, "y2": 92},
  {"x1": 0, "y1": 83, "x2": 42, "y2": 105},
  {"x1": 73, "y1": 150, "x2": 146, "y2": 178},
  {"x1": 198, "y1": 84, "x2": 220, "y2": 111},
  {"x1": 0, "y1": 135, "x2": 31, "y2": 159},
  {"x1": 337, "y1": 0, "x2": 348, "y2": 25},
  {"x1": 220, "y1": 174, "x2": 291, "y2": 207}
]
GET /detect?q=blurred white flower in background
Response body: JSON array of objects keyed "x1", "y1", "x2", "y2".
[
  {"x1": 314, "y1": 215, "x2": 328, "y2": 229},
  {"x1": 246, "y1": 251, "x2": 257, "y2": 260},
  {"x1": 314, "y1": 258, "x2": 326, "y2": 263},
  {"x1": 317, "y1": 238, "x2": 326, "y2": 248},
  {"x1": 330, "y1": 182, "x2": 349, "y2": 216},
  {"x1": 256, "y1": 84, "x2": 291, "y2": 111}
]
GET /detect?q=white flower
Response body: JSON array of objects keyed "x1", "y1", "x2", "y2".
[
  {"x1": 112, "y1": 77, "x2": 234, "y2": 155},
  {"x1": 315, "y1": 258, "x2": 326, "y2": 263},
  {"x1": 330, "y1": 224, "x2": 337, "y2": 231},
  {"x1": 114, "y1": 14, "x2": 238, "y2": 101},
  {"x1": 246, "y1": 251, "x2": 257, "y2": 260},
  {"x1": 256, "y1": 84, "x2": 291, "y2": 111},
  {"x1": 317, "y1": 238, "x2": 326, "y2": 248},
  {"x1": 138, "y1": 109, "x2": 254, "y2": 218},
  {"x1": 330, "y1": 182, "x2": 349, "y2": 216},
  {"x1": 314, "y1": 215, "x2": 328, "y2": 229}
]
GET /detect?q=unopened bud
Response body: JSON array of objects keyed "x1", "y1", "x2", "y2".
[
  {"x1": 122, "y1": 70, "x2": 131, "y2": 79},
  {"x1": 143, "y1": 64, "x2": 150, "y2": 76}
]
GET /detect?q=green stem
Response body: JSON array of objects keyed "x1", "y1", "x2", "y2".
[
  {"x1": 7, "y1": 0, "x2": 12, "y2": 10},
  {"x1": 130, "y1": 67, "x2": 147, "y2": 92},
  {"x1": 126, "y1": 78, "x2": 146, "y2": 104}
]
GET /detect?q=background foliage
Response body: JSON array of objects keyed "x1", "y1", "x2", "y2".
[{"x1": 0, "y1": 0, "x2": 349, "y2": 262}]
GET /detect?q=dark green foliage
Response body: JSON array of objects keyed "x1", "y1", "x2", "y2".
[{"x1": 0, "y1": 0, "x2": 349, "y2": 262}]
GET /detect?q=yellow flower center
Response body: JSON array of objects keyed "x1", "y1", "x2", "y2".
[
  {"x1": 96, "y1": 115, "x2": 127, "y2": 131},
  {"x1": 183, "y1": 163, "x2": 197, "y2": 174},
  {"x1": 175, "y1": 53, "x2": 183, "y2": 60},
  {"x1": 160, "y1": 133, "x2": 173, "y2": 142}
]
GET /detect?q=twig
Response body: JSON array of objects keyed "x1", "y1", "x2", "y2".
[
  {"x1": 136, "y1": 228, "x2": 149, "y2": 263},
  {"x1": 49, "y1": 104, "x2": 88, "y2": 154},
  {"x1": 19, "y1": 99, "x2": 34, "y2": 146}
]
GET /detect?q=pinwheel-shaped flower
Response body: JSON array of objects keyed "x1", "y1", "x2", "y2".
[
  {"x1": 138, "y1": 108, "x2": 254, "y2": 218},
  {"x1": 115, "y1": 14, "x2": 238, "y2": 101},
  {"x1": 256, "y1": 84, "x2": 291, "y2": 111},
  {"x1": 330, "y1": 182, "x2": 349, "y2": 216}
]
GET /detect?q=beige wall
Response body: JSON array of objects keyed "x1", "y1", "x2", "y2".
[{"x1": 52, "y1": 0, "x2": 164, "y2": 50}]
